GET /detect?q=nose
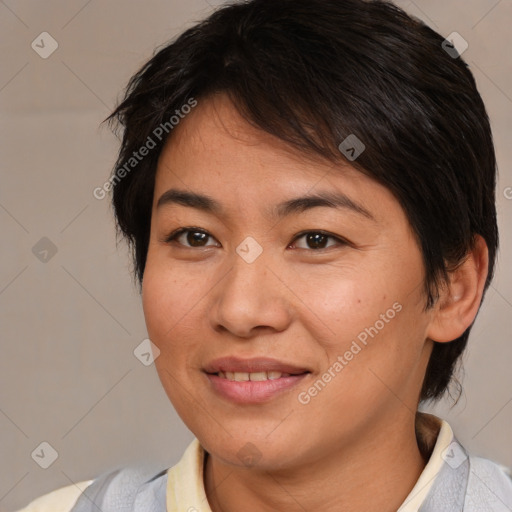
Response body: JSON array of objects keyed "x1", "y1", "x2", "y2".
[{"x1": 209, "y1": 247, "x2": 293, "y2": 339}]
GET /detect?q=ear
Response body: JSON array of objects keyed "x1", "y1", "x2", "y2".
[{"x1": 427, "y1": 235, "x2": 489, "y2": 343}]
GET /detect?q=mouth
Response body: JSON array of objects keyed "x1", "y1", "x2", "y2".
[
  {"x1": 214, "y1": 370, "x2": 296, "y2": 381},
  {"x1": 204, "y1": 357, "x2": 311, "y2": 403}
]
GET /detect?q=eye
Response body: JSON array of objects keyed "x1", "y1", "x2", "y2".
[
  {"x1": 164, "y1": 228, "x2": 348, "y2": 251},
  {"x1": 164, "y1": 227, "x2": 220, "y2": 248},
  {"x1": 290, "y1": 231, "x2": 347, "y2": 250}
]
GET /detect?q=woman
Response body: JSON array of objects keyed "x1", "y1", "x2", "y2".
[{"x1": 18, "y1": 0, "x2": 512, "y2": 510}]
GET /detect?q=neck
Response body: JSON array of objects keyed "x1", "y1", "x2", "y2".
[{"x1": 205, "y1": 412, "x2": 432, "y2": 512}]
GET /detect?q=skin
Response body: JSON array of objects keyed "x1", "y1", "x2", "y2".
[{"x1": 142, "y1": 94, "x2": 489, "y2": 512}]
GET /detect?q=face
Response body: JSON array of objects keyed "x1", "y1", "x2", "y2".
[{"x1": 142, "y1": 94, "x2": 435, "y2": 470}]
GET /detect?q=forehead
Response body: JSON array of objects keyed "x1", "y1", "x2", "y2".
[
  {"x1": 153, "y1": 94, "x2": 402, "y2": 227},
  {"x1": 160, "y1": 97, "x2": 330, "y2": 176}
]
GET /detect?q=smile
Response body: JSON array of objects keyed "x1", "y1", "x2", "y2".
[
  {"x1": 204, "y1": 357, "x2": 311, "y2": 403},
  {"x1": 216, "y1": 371, "x2": 289, "y2": 381}
]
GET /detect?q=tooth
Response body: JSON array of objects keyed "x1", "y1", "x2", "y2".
[
  {"x1": 268, "y1": 371, "x2": 282, "y2": 380},
  {"x1": 218, "y1": 371, "x2": 226, "y2": 378},
  {"x1": 233, "y1": 372, "x2": 250, "y2": 381},
  {"x1": 225, "y1": 371, "x2": 235, "y2": 380},
  {"x1": 249, "y1": 372, "x2": 268, "y2": 381}
]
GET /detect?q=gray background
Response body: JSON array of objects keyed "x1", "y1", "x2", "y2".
[{"x1": 1, "y1": 1, "x2": 511, "y2": 510}]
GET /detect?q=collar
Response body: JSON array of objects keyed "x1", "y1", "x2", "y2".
[{"x1": 165, "y1": 413, "x2": 453, "y2": 512}]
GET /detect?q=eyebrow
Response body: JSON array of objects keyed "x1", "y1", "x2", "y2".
[{"x1": 156, "y1": 188, "x2": 375, "y2": 221}]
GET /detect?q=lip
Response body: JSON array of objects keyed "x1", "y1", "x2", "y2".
[
  {"x1": 204, "y1": 357, "x2": 310, "y2": 404},
  {"x1": 204, "y1": 356, "x2": 310, "y2": 374}
]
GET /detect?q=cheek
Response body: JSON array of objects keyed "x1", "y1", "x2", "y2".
[
  {"x1": 288, "y1": 262, "x2": 395, "y2": 346},
  {"x1": 141, "y1": 259, "x2": 202, "y2": 414},
  {"x1": 142, "y1": 266, "x2": 174, "y2": 343},
  {"x1": 141, "y1": 255, "x2": 195, "y2": 370},
  {"x1": 142, "y1": 250, "x2": 206, "y2": 342},
  {"x1": 321, "y1": 299, "x2": 428, "y2": 412},
  {"x1": 292, "y1": 260, "x2": 428, "y2": 394}
]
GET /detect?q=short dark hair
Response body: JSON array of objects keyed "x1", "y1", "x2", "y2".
[{"x1": 107, "y1": 0, "x2": 498, "y2": 403}]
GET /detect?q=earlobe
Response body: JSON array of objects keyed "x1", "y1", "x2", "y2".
[{"x1": 427, "y1": 235, "x2": 489, "y2": 343}]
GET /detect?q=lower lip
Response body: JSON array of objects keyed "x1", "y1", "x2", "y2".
[{"x1": 206, "y1": 373, "x2": 309, "y2": 404}]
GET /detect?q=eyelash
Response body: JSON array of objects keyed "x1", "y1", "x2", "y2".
[{"x1": 163, "y1": 227, "x2": 349, "y2": 251}]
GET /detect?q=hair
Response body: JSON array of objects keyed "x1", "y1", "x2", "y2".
[{"x1": 106, "y1": 0, "x2": 498, "y2": 403}]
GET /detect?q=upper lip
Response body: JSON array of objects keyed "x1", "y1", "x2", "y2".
[{"x1": 204, "y1": 357, "x2": 310, "y2": 375}]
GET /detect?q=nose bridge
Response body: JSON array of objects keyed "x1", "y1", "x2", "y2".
[
  {"x1": 211, "y1": 237, "x2": 291, "y2": 336},
  {"x1": 226, "y1": 239, "x2": 275, "y2": 308}
]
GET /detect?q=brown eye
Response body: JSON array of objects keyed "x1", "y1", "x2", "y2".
[
  {"x1": 165, "y1": 228, "x2": 220, "y2": 248},
  {"x1": 305, "y1": 233, "x2": 329, "y2": 249},
  {"x1": 185, "y1": 231, "x2": 209, "y2": 247},
  {"x1": 292, "y1": 231, "x2": 346, "y2": 250}
]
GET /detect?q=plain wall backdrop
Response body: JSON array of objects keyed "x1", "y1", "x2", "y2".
[{"x1": 1, "y1": 0, "x2": 511, "y2": 510}]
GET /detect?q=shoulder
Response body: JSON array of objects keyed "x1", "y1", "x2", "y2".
[
  {"x1": 13, "y1": 444, "x2": 199, "y2": 512},
  {"x1": 466, "y1": 455, "x2": 512, "y2": 509},
  {"x1": 71, "y1": 463, "x2": 168, "y2": 510},
  {"x1": 410, "y1": 415, "x2": 512, "y2": 511},
  {"x1": 15, "y1": 462, "x2": 169, "y2": 512},
  {"x1": 15, "y1": 480, "x2": 93, "y2": 512},
  {"x1": 469, "y1": 455, "x2": 512, "y2": 486}
]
